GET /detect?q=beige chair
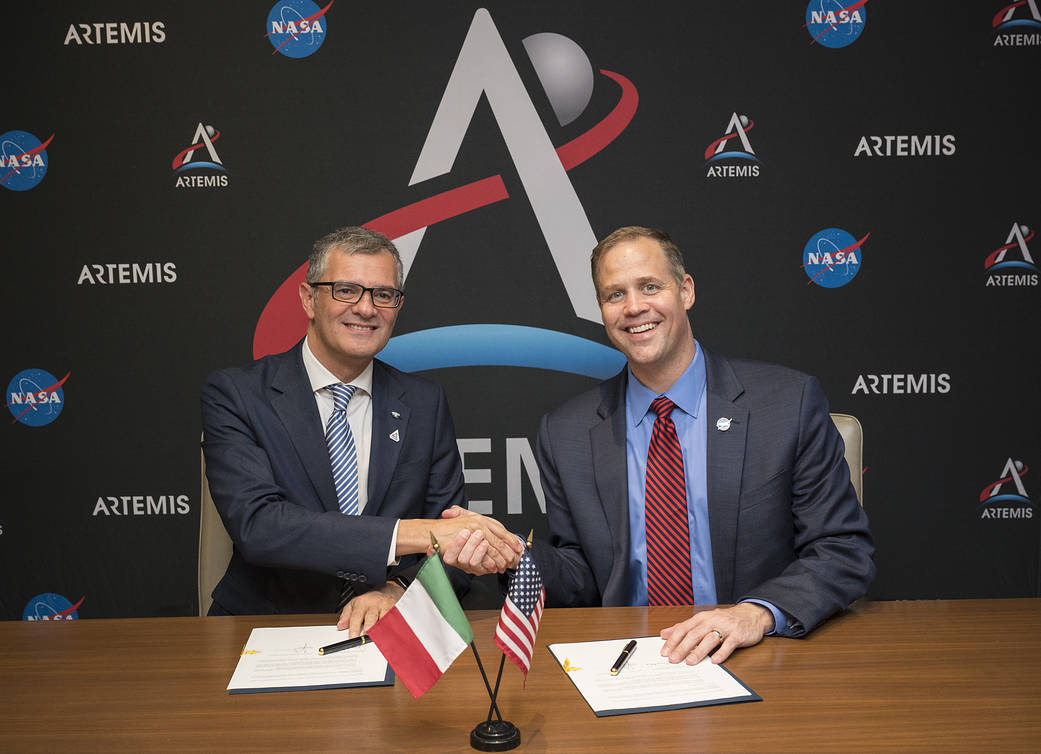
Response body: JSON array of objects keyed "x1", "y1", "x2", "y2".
[
  {"x1": 198, "y1": 445, "x2": 233, "y2": 616},
  {"x1": 830, "y1": 413, "x2": 864, "y2": 505}
]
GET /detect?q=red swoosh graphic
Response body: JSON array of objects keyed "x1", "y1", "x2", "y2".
[
  {"x1": 1, "y1": 133, "x2": 54, "y2": 185},
  {"x1": 980, "y1": 464, "x2": 1029, "y2": 503},
  {"x1": 985, "y1": 229, "x2": 1034, "y2": 269},
  {"x1": 252, "y1": 69, "x2": 638, "y2": 358},
  {"x1": 171, "y1": 129, "x2": 221, "y2": 171},
  {"x1": 8, "y1": 371, "x2": 70, "y2": 424},
  {"x1": 994, "y1": 1, "x2": 1026, "y2": 28},
  {"x1": 52, "y1": 596, "x2": 86, "y2": 619},
  {"x1": 266, "y1": 0, "x2": 334, "y2": 55},
  {"x1": 703, "y1": 120, "x2": 754, "y2": 161}
]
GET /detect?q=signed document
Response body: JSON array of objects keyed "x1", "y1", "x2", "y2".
[
  {"x1": 548, "y1": 636, "x2": 760, "y2": 716},
  {"x1": 227, "y1": 626, "x2": 393, "y2": 694}
]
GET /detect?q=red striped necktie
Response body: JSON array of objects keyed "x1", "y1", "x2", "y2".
[{"x1": 645, "y1": 395, "x2": 694, "y2": 606}]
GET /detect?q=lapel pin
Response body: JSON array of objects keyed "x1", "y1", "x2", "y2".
[
  {"x1": 716, "y1": 417, "x2": 732, "y2": 432},
  {"x1": 389, "y1": 429, "x2": 400, "y2": 443},
  {"x1": 391, "y1": 411, "x2": 400, "y2": 419}
]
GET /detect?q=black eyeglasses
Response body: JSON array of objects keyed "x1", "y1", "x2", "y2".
[{"x1": 310, "y1": 281, "x2": 404, "y2": 309}]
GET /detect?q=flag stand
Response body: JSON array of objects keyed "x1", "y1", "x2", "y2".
[{"x1": 469, "y1": 644, "x2": 520, "y2": 750}]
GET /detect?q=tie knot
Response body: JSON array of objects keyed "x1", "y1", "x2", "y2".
[
  {"x1": 327, "y1": 383, "x2": 357, "y2": 412},
  {"x1": 650, "y1": 395, "x2": 676, "y2": 420}
]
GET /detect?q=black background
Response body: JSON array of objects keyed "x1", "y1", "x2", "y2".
[{"x1": 2, "y1": 2, "x2": 1038, "y2": 619}]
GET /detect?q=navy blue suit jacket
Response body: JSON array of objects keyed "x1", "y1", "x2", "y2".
[
  {"x1": 532, "y1": 347, "x2": 874, "y2": 636},
  {"x1": 201, "y1": 342, "x2": 466, "y2": 614}
]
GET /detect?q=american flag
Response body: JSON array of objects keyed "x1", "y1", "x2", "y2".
[{"x1": 494, "y1": 547, "x2": 545, "y2": 677}]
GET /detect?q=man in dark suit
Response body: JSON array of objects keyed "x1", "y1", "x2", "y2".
[
  {"x1": 202, "y1": 227, "x2": 521, "y2": 634},
  {"x1": 445, "y1": 226, "x2": 873, "y2": 665}
]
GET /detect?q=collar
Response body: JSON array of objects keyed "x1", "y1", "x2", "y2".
[
  {"x1": 302, "y1": 336, "x2": 373, "y2": 396},
  {"x1": 626, "y1": 339, "x2": 705, "y2": 425}
]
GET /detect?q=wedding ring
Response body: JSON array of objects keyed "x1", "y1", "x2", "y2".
[{"x1": 711, "y1": 630, "x2": 724, "y2": 641}]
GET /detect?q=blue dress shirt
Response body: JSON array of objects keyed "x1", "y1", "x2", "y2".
[{"x1": 623, "y1": 340, "x2": 784, "y2": 634}]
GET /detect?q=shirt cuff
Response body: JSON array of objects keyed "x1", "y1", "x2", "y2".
[
  {"x1": 740, "y1": 599, "x2": 785, "y2": 636},
  {"x1": 386, "y1": 521, "x2": 400, "y2": 567}
]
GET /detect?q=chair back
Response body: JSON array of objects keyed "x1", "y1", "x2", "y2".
[
  {"x1": 198, "y1": 445, "x2": 233, "y2": 615},
  {"x1": 830, "y1": 413, "x2": 864, "y2": 505}
]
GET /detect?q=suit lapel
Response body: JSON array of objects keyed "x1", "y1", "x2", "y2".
[
  {"x1": 270, "y1": 344, "x2": 339, "y2": 513},
  {"x1": 590, "y1": 370, "x2": 632, "y2": 604},
  {"x1": 703, "y1": 349, "x2": 748, "y2": 604},
  {"x1": 367, "y1": 360, "x2": 406, "y2": 512}
]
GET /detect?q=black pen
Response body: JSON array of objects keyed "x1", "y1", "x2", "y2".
[
  {"x1": 318, "y1": 635, "x2": 370, "y2": 655},
  {"x1": 610, "y1": 639, "x2": 637, "y2": 676}
]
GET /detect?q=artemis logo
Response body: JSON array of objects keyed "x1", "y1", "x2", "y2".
[
  {"x1": 7, "y1": 369, "x2": 69, "y2": 427},
  {"x1": 852, "y1": 373, "x2": 951, "y2": 395},
  {"x1": 805, "y1": 0, "x2": 868, "y2": 48},
  {"x1": 705, "y1": 113, "x2": 760, "y2": 178},
  {"x1": 993, "y1": 0, "x2": 1041, "y2": 46},
  {"x1": 854, "y1": 134, "x2": 956, "y2": 157},
  {"x1": 254, "y1": 8, "x2": 638, "y2": 378},
  {"x1": 802, "y1": 228, "x2": 869, "y2": 288},
  {"x1": 1, "y1": 130, "x2": 53, "y2": 191},
  {"x1": 979, "y1": 458, "x2": 1033, "y2": 520},
  {"x1": 63, "y1": 21, "x2": 165, "y2": 45},
  {"x1": 92, "y1": 495, "x2": 191, "y2": 517},
  {"x1": 985, "y1": 222, "x2": 1038, "y2": 287},
  {"x1": 23, "y1": 593, "x2": 85, "y2": 621},
  {"x1": 77, "y1": 262, "x2": 178, "y2": 285},
  {"x1": 266, "y1": 0, "x2": 332, "y2": 58},
  {"x1": 172, "y1": 123, "x2": 228, "y2": 189}
]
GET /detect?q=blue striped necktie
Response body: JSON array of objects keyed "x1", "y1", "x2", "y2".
[
  {"x1": 325, "y1": 383, "x2": 359, "y2": 516},
  {"x1": 644, "y1": 395, "x2": 694, "y2": 606}
]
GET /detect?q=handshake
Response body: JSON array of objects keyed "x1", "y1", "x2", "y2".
[{"x1": 398, "y1": 505, "x2": 523, "y2": 576}]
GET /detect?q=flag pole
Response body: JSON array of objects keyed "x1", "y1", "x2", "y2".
[
  {"x1": 484, "y1": 529, "x2": 534, "y2": 722},
  {"x1": 466, "y1": 529, "x2": 524, "y2": 752},
  {"x1": 429, "y1": 532, "x2": 505, "y2": 722}
]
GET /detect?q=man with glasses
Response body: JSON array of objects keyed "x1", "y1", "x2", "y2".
[{"x1": 202, "y1": 227, "x2": 521, "y2": 634}]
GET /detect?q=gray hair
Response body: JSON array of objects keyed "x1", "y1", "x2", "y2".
[
  {"x1": 590, "y1": 226, "x2": 687, "y2": 294},
  {"x1": 306, "y1": 227, "x2": 403, "y2": 288}
]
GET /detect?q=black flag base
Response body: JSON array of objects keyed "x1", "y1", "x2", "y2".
[{"x1": 470, "y1": 720, "x2": 520, "y2": 751}]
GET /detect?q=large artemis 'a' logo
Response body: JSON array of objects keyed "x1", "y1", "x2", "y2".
[{"x1": 254, "y1": 8, "x2": 638, "y2": 378}]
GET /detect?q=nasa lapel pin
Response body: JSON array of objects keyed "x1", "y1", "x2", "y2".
[
  {"x1": 716, "y1": 417, "x2": 733, "y2": 432},
  {"x1": 389, "y1": 429, "x2": 400, "y2": 443}
]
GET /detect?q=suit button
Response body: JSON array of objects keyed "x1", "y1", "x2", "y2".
[
  {"x1": 359, "y1": 575, "x2": 367, "y2": 583},
  {"x1": 336, "y1": 571, "x2": 346, "y2": 579}
]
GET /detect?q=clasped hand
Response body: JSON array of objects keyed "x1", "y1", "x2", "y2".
[{"x1": 435, "y1": 505, "x2": 522, "y2": 575}]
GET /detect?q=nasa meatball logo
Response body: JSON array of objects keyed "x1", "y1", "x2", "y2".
[
  {"x1": 23, "y1": 593, "x2": 85, "y2": 621},
  {"x1": 802, "y1": 228, "x2": 869, "y2": 288},
  {"x1": 805, "y1": 1, "x2": 868, "y2": 48},
  {"x1": 7, "y1": 368, "x2": 69, "y2": 427},
  {"x1": 1, "y1": 130, "x2": 53, "y2": 191},
  {"x1": 266, "y1": 0, "x2": 332, "y2": 58}
]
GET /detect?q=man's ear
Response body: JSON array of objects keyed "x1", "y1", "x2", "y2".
[{"x1": 299, "y1": 281, "x2": 316, "y2": 319}]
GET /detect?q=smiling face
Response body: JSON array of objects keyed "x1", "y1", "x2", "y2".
[
  {"x1": 595, "y1": 236, "x2": 696, "y2": 393},
  {"x1": 299, "y1": 247, "x2": 402, "y2": 382}
]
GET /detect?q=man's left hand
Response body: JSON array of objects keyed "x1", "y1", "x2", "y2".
[
  {"x1": 336, "y1": 580, "x2": 406, "y2": 637},
  {"x1": 659, "y1": 602, "x2": 774, "y2": 665}
]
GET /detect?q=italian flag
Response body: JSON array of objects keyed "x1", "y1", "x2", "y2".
[{"x1": 366, "y1": 553, "x2": 473, "y2": 698}]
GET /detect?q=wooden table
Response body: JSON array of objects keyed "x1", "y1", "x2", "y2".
[{"x1": 2, "y1": 599, "x2": 1039, "y2": 752}]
